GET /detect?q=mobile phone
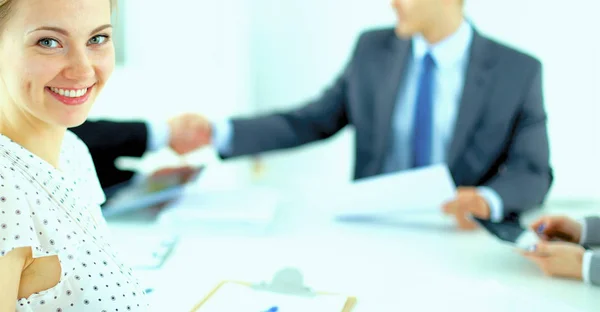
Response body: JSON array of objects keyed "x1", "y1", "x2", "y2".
[{"x1": 475, "y1": 218, "x2": 539, "y2": 250}]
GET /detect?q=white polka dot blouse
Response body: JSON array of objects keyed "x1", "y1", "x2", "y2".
[{"x1": 0, "y1": 131, "x2": 149, "y2": 311}]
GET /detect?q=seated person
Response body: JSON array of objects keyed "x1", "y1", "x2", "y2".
[
  {"x1": 179, "y1": 0, "x2": 553, "y2": 228},
  {"x1": 71, "y1": 114, "x2": 209, "y2": 192},
  {"x1": 0, "y1": 0, "x2": 149, "y2": 309},
  {"x1": 521, "y1": 215, "x2": 600, "y2": 286}
]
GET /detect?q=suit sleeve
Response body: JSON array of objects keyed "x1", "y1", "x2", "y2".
[
  {"x1": 581, "y1": 216, "x2": 600, "y2": 246},
  {"x1": 70, "y1": 120, "x2": 148, "y2": 190},
  {"x1": 585, "y1": 251, "x2": 600, "y2": 286},
  {"x1": 223, "y1": 35, "x2": 367, "y2": 158},
  {"x1": 483, "y1": 62, "x2": 553, "y2": 217},
  {"x1": 581, "y1": 218, "x2": 600, "y2": 286}
]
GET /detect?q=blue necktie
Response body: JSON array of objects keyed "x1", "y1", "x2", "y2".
[{"x1": 412, "y1": 53, "x2": 435, "y2": 168}]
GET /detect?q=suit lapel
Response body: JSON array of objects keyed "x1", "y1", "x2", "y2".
[
  {"x1": 373, "y1": 34, "x2": 412, "y2": 173},
  {"x1": 447, "y1": 32, "x2": 496, "y2": 168}
]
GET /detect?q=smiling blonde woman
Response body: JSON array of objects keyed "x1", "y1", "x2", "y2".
[{"x1": 0, "y1": 0, "x2": 149, "y2": 310}]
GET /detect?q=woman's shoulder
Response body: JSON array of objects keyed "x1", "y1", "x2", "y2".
[
  {"x1": 64, "y1": 130, "x2": 92, "y2": 157},
  {"x1": 0, "y1": 163, "x2": 52, "y2": 258},
  {"x1": 0, "y1": 148, "x2": 33, "y2": 183},
  {"x1": 62, "y1": 130, "x2": 95, "y2": 173},
  {"x1": 64, "y1": 130, "x2": 106, "y2": 205}
]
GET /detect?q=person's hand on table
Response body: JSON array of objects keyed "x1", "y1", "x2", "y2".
[
  {"x1": 520, "y1": 241, "x2": 585, "y2": 280},
  {"x1": 168, "y1": 113, "x2": 212, "y2": 154},
  {"x1": 442, "y1": 187, "x2": 490, "y2": 230},
  {"x1": 530, "y1": 215, "x2": 582, "y2": 243},
  {"x1": 517, "y1": 215, "x2": 585, "y2": 281}
]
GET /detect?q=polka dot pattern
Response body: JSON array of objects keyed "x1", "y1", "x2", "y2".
[{"x1": 0, "y1": 131, "x2": 149, "y2": 310}]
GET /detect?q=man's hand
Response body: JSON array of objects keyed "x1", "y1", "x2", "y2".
[
  {"x1": 520, "y1": 241, "x2": 585, "y2": 280},
  {"x1": 168, "y1": 113, "x2": 212, "y2": 155},
  {"x1": 530, "y1": 215, "x2": 582, "y2": 244},
  {"x1": 442, "y1": 187, "x2": 491, "y2": 230}
]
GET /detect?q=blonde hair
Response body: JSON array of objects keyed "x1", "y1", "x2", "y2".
[
  {"x1": 0, "y1": 0, "x2": 116, "y2": 29},
  {"x1": 0, "y1": 0, "x2": 14, "y2": 29}
]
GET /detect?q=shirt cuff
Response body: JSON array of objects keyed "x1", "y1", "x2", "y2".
[
  {"x1": 582, "y1": 250, "x2": 593, "y2": 285},
  {"x1": 145, "y1": 120, "x2": 171, "y2": 152},
  {"x1": 477, "y1": 186, "x2": 504, "y2": 223},
  {"x1": 579, "y1": 218, "x2": 588, "y2": 245},
  {"x1": 212, "y1": 119, "x2": 234, "y2": 156}
]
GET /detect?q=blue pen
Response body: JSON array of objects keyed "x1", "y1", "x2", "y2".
[
  {"x1": 263, "y1": 307, "x2": 278, "y2": 312},
  {"x1": 537, "y1": 224, "x2": 545, "y2": 233}
]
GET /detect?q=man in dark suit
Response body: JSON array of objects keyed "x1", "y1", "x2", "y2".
[
  {"x1": 195, "y1": 0, "x2": 552, "y2": 229},
  {"x1": 71, "y1": 113, "x2": 210, "y2": 192}
]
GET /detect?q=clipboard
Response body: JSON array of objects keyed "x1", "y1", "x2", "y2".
[{"x1": 190, "y1": 268, "x2": 357, "y2": 311}]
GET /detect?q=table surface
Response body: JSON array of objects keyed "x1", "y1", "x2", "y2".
[{"x1": 106, "y1": 182, "x2": 600, "y2": 312}]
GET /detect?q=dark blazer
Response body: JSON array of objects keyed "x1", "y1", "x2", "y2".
[
  {"x1": 582, "y1": 216, "x2": 600, "y2": 286},
  {"x1": 224, "y1": 28, "x2": 553, "y2": 219},
  {"x1": 70, "y1": 120, "x2": 148, "y2": 190}
]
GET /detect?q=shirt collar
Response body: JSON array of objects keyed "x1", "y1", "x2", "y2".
[{"x1": 412, "y1": 20, "x2": 474, "y2": 69}]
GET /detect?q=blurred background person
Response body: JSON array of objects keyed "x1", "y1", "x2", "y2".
[
  {"x1": 71, "y1": 113, "x2": 210, "y2": 195},
  {"x1": 165, "y1": 0, "x2": 552, "y2": 229}
]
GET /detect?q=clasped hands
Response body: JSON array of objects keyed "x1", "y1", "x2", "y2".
[
  {"x1": 519, "y1": 216, "x2": 585, "y2": 281},
  {"x1": 147, "y1": 113, "x2": 211, "y2": 182},
  {"x1": 442, "y1": 188, "x2": 585, "y2": 280},
  {"x1": 167, "y1": 113, "x2": 213, "y2": 155}
]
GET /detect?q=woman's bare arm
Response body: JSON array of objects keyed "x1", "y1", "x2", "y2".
[{"x1": 0, "y1": 247, "x2": 30, "y2": 312}]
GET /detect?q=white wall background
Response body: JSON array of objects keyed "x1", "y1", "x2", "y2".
[
  {"x1": 93, "y1": 0, "x2": 600, "y2": 200},
  {"x1": 91, "y1": 0, "x2": 254, "y2": 121}
]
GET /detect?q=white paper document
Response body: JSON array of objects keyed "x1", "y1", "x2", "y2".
[
  {"x1": 157, "y1": 187, "x2": 279, "y2": 226},
  {"x1": 110, "y1": 234, "x2": 178, "y2": 270},
  {"x1": 197, "y1": 283, "x2": 348, "y2": 312},
  {"x1": 332, "y1": 164, "x2": 456, "y2": 220}
]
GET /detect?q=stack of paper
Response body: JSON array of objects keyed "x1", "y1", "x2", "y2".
[
  {"x1": 330, "y1": 164, "x2": 457, "y2": 220},
  {"x1": 156, "y1": 187, "x2": 279, "y2": 233},
  {"x1": 110, "y1": 235, "x2": 178, "y2": 270}
]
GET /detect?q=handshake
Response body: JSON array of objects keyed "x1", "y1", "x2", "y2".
[{"x1": 166, "y1": 113, "x2": 214, "y2": 155}]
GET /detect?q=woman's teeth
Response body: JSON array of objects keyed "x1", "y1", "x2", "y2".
[{"x1": 49, "y1": 87, "x2": 88, "y2": 98}]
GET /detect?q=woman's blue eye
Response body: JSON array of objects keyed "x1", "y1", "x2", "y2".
[
  {"x1": 38, "y1": 38, "x2": 60, "y2": 48},
  {"x1": 88, "y1": 35, "x2": 108, "y2": 45}
]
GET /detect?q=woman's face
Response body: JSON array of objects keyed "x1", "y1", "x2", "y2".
[{"x1": 0, "y1": 0, "x2": 114, "y2": 129}]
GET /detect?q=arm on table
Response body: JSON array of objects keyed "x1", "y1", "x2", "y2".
[{"x1": 220, "y1": 34, "x2": 372, "y2": 158}]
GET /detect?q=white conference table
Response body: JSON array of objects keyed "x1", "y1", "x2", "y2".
[{"x1": 107, "y1": 184, "x2": 600, "y2": 312}]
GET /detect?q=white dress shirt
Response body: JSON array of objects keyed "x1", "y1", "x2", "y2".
[
  {"x1": 380, "y1": 20, "x2": 503, "y2": 222},
  {"x1": 146, "y1": 120, "x2": 171, "y2": 152}
]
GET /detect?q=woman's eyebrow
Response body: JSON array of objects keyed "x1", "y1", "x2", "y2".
[{"x1": 27, "y1": 24, "x2": 113, "y2": 36}]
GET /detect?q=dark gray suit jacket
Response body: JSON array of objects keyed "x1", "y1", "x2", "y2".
[
  {"x1": 226, "y1": 28, "x2": 553, "y2": 219},
  {"x1": 582, "y1": 217, "x2": 600, "y2": 286}
]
